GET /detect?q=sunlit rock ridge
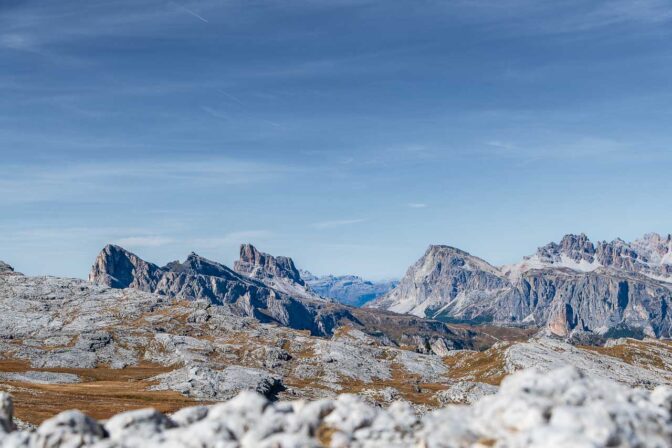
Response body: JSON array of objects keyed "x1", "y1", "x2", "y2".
[{"x1": 369, "y1": 233, "x2": 672, "y2": 339}]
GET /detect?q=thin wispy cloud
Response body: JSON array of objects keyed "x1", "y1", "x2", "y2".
[
  {"x1": 0, "y1": 158, "x2": 298, "y2": 204},
  {"x1": 407, "y1": 203, "x2": 427, "y2": 209},
  {"x1": 451, "y1": 0, "x2": 672, "y2": 36},
  {"x1": 174, "y1": 4, "x2": 209, "y2": 23},
  {"x1": 482, "y1": 137, "x2": 642, "y2": 162},
  {"x1": 312, "y1": 219, "x2": 367, "y2": 229}
]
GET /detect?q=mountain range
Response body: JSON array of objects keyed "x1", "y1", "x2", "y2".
[
  {"x1": 299, "y1": 270, "x2": 398, "y2": 306},
  {"x1": 5, "y1": 233, "x2": 672, "y2": 432},
  {"x1": 370, "y1": 233, "x2": 672, "y2": 339},
  {"x1": 89, "y1": 243, "x2": 476, "y2": 349}
]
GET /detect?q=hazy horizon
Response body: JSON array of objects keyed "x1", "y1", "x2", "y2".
[{"x1": 2, "y1": 0, "x2": 672, "y2": 279}]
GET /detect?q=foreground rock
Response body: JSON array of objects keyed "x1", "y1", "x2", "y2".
[{"x1": 2, "y1": 367, "x2": 672, "y2": 447}]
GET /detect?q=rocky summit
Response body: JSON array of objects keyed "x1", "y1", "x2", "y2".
[
  {"x1": 369, "y1": 233, "x2": 672, "y2": 339},
  {"x1": 233, "y1": 244, "x2": 322, "y2": 301}
]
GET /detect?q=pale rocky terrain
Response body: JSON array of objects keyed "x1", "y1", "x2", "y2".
[
  {"x1": 0, "y1": 261, "x2": 503, "y2": 424},
  {"x1": 5, "y1": 239, "x2": 672, "y2": 446},
  {"x1": 370, "y1": 233, "x2": 672, "y2": 338},
  {"x1": 3, "y1": 366, "x2": 672, "y2": 447}
]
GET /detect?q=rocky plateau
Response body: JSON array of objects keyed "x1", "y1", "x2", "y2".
[{"x1": 3, "y1": 235, "x2": 672, "y2": 446}]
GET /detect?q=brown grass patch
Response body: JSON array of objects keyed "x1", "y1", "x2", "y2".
[
  {"x1": 0, "y1": 359, "x2": 198, "y2": 425},
  {"x1": 316, "y1": 425, "x2": 337, "y2": 447},
  {"x1": 579, "y1": 340, "x2": 668, "y2": 370},
  {"x1": 443, "y1": 346, "x2": 508, "y2": 386}
]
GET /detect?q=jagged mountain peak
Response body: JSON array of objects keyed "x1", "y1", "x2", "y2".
[
  {"x1": 419, "y1": 244, "x2": 504, "y2": 278},
  {"x1": 501, "y1": 232, "x2": 672, "y2": 282},
  {"x1": 168, "y1": 252, "x2": 240, "y2": 279},
  {"x1": 89, "y1": 244, "x2": 159, "y2": 289},
  {"x1": 235, "y1": 243, "x2": 304, "y2": 286},
  {"x1": 368, "y1": 243, "x2": 509, "y2": 317}
]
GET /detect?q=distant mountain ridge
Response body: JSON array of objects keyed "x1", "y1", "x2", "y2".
[
  {"x1": 369, "y1": 233, "x2": 672, "y2": 339},
  {"x1": 90, "y1": 244, "x2": 334, "y2": 334},
  {"x1": 89, "y1": 244, "x2": 477, "y2": 349},
  {"x1": 502, "y1": 233, "x2": 672, "y2": 282},
  {"x1": 300, "y1": 270, "x2": 398, "y2": 306}
]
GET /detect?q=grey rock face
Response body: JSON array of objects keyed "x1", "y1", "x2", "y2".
[
  {"x1": 498, "y1": 268, "x2": 672, "y2": 337},
  {"x1": 233, "y1": 244, "x2": 323, "y2": 301},
  {"x1": 369, "y1": 245, "x2": 511, "y2": 320},
  {"x1": 0, "y1": 392, "x2": 13, "y2": 434},
  {"x1": 505, "y1": 232, "x2": 672, "y2": 282},
  {"x1": 235, "y1": 244, "x2": 304, "y2": 286},
  {"x1": 370, "y1": 234, "x2": 672, "y2": 338},
  {"x1": 149, "y1": 365, "x2": 284, "y2": 400},
  {"x1": 301, "y1": 270, "x2": 398, "y2": 307},
  {"x1": 435, "y1": 381, "x2": 498, "y2": 405},
  {"x1": 0, "y1": 262, "x2": 14, "y2": 275},
  {"x1": 104, "y1": 408, "x2": 176, "y2": 441},
  {"x1": 0, "y1": 371, "x2": 80, "y2": 385}
]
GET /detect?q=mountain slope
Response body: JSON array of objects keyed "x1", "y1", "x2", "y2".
[
  {"x1": 369, "y1": 234, "x2": 672, "y2": 338},
  {"x1": 300, "y1": 270, "x2": 398, "y2": 306},
  {"x1": 370, "y1": 245, "x2": 511, "y2": 321}
]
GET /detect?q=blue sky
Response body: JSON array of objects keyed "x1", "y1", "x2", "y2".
[{"x1": 1, "y1": 0, "x2": 672, "y2": 279}]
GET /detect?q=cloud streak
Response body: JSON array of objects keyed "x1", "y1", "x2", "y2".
[
  {"x1": 0, "y1": 157, "x2": 298, "y2": 205},
  {"x1": 312, "y1": 219, "x2": 367, "y2": 229}
]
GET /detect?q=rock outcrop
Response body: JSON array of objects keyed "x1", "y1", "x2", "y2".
[
  {"x1": 233, "y1": 244, "x2": 321, "y2": 301},
  {"x1": 301, "y1": 270, "x2": 398, "y2": 307},
  {"x1": 235, "y1": 244, "x2": 304, "y2": 285},
  {"x1": 0, "y1": 262, "x2": 14, "y2": 275},
  {"x1": 3, "y1": 367, "x2": 672, "y2": 447},
  {"x1": 370, "y1": 233, "x2": 672, "y2": 338}
]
